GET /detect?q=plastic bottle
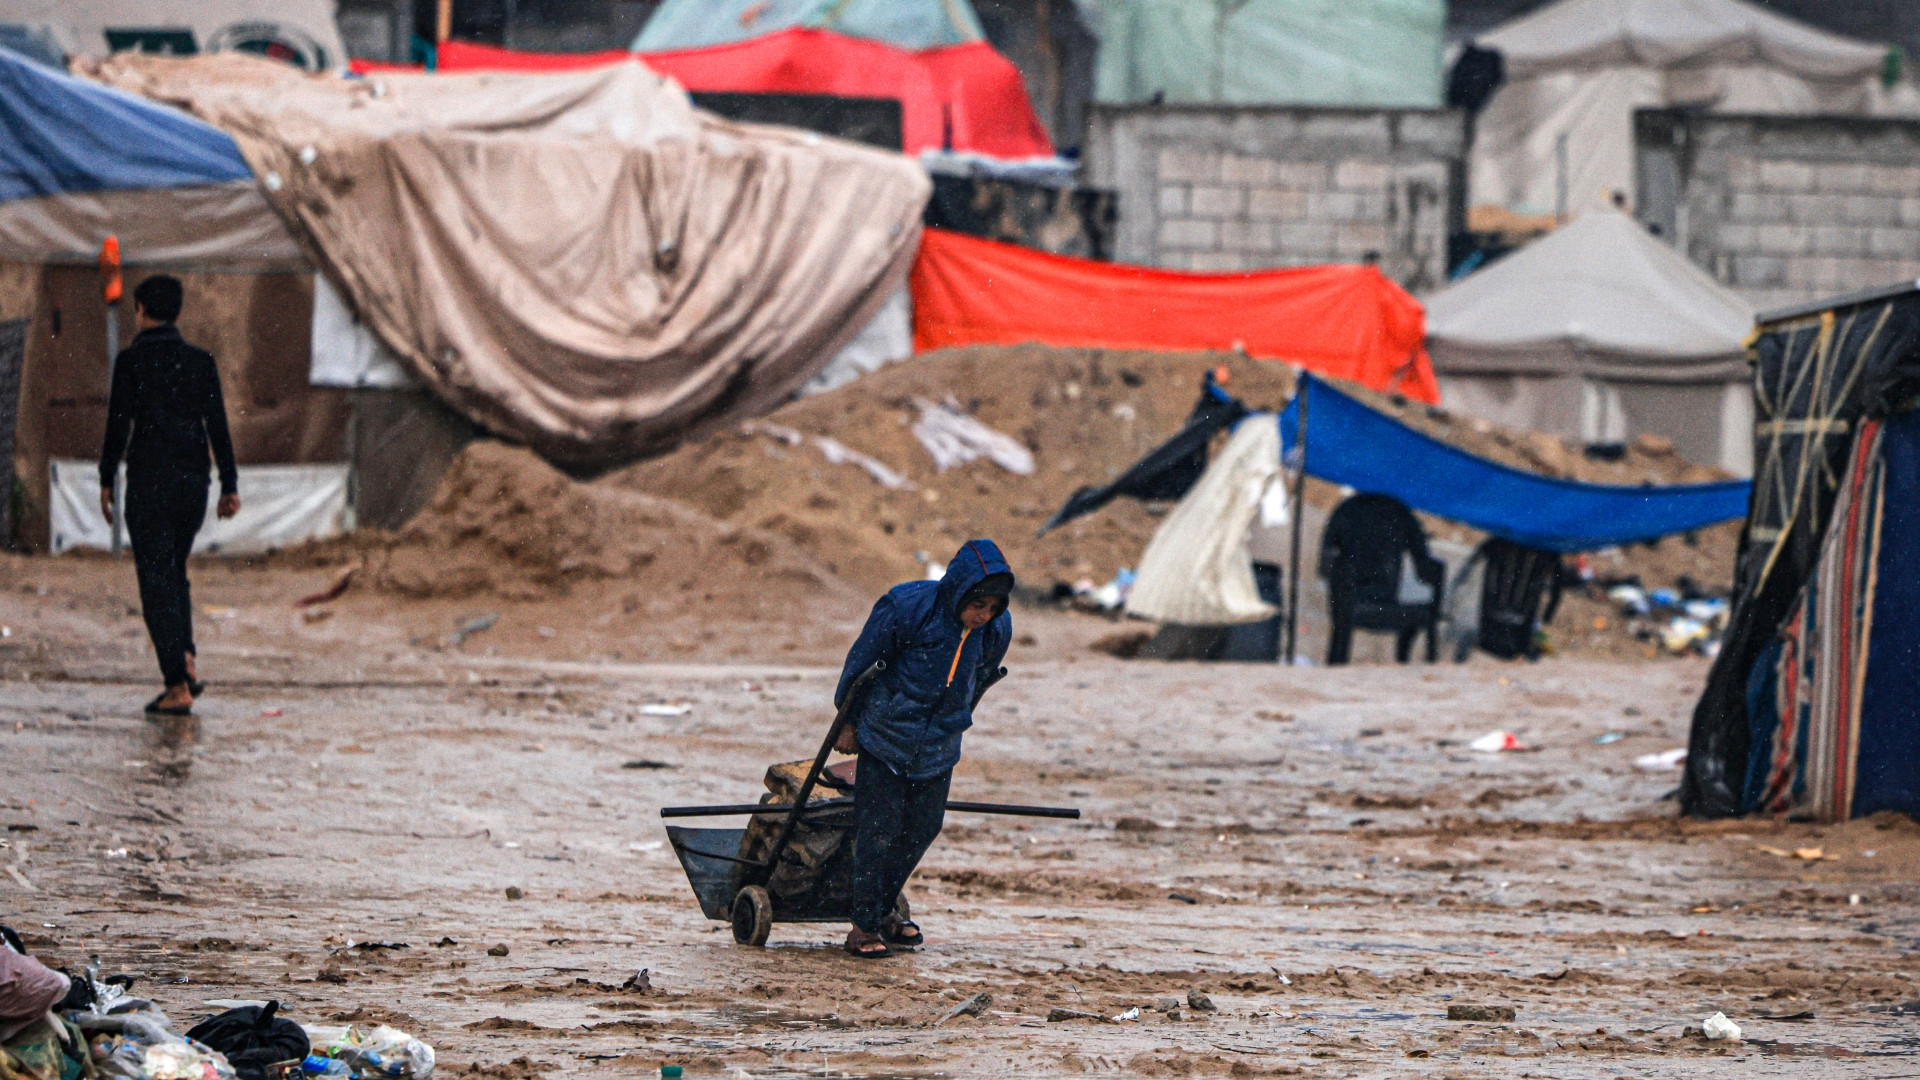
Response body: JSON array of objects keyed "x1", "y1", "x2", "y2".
[{"x1": 302, "y1": 1057, "x2": 351, "y2": 1078}]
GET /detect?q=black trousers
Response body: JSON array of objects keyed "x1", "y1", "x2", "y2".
[
  {"x1": 849, "y1": 753, "x2": 950, "y2": 933},
  {"x1": 125, "y1": 477, "x2": 207, "y2": 688}
]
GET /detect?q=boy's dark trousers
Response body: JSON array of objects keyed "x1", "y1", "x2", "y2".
[
  {"x1": 849, "y1": 752, "x2": 950, "y2": 933},
  {"x1": 125, "y1": 473, "x2": 207, "y2": 688}
]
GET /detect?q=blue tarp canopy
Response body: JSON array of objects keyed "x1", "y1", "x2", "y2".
[
  {"x1": 0, "y1": 45, "x2": 250, "y2": 202},
  {"x1": 1279, "y1": 374, "x2": 1751, "y2": 552}
]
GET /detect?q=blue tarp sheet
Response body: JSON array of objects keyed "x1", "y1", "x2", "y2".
[
  {"x1": 1279, "y1": 374, "x2": 1752, "y2": 552},
  {"x1": 1856, "y1": 407, "x2": 1920, "y2": 819},
  {"x1": 0, "y1": 46, "x2": 250, "y2": 202}
]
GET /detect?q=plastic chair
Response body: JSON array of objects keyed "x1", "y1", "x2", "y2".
[{"x1": 1318, "y1": 494, "x2": 1444, "y2": 664}]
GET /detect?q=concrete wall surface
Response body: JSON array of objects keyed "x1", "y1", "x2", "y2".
[
  {"x1": 1638, "y1": 109, "x2": 1920, "y2": 315},
  {"x1": 1086, "y1": 105, "x2": 1467, "y2": 293}
]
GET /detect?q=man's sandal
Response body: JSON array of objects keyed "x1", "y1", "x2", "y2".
[
  {"x1": 844, "y1": 928, "x2": 891, "y2": 959},
  {"x1": 881, "y1": 916, "x2": 924, "y2": 948},
  {"x1": 145, "y1": 694, "x2": 192, "y2": 717}
]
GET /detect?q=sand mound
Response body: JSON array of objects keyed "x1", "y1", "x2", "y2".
[
  {"x1": 613, "y1": 344, "x2": 1739, "y2": 597},
  {"x1": 369, "y1": 441, "x2": 865, "y2": 619}
]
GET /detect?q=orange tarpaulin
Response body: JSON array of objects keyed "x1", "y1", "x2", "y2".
[
  {"x1": 405, "y1": 31, "x2": 1054, "y2": 159},
  {"x1": 910, "y1": 229, "x2": 1440, "y2": 402}
]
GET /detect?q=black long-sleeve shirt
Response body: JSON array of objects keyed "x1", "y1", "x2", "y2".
[{"x1": 98, "y1": 325, "x2": 239, "y2": 496}]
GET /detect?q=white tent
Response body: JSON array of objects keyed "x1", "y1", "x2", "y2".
[
  {"x1": 1470, "y1": 0, "x2": 1911, "y2": 217},
  {"x1": 1427, "y1": 210, "x2": 1756, "y2": 474}
]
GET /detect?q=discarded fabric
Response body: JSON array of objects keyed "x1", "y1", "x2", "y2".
[
  {"x1": 1636, "y1": 748, "x2": 1687, "y2": 770},
  {"x1": 910, "y1": 399, "x2": 1034, "y2": 475},
  {"x1": 1701, "y1": 1012, "x2": 1741, "y2": 1041},
  {"x1": 1469, "y1": 731, "x2": 1523, "y2": 753}
]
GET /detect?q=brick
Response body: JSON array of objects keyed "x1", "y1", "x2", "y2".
[
  {"x1": 1157, "y1": 184, "x2": 1190, "y2": 217},
  {"x1": 1190, "y1": 185, "x2": 1246, "y2": 218},
  {"x1": 1158, "y1": 148, "x2": 1218, "y2": 184},
  {"x1": 1158, "y1": 218, "x2": 1220, "y2": 249},
  {"x1": 1247, "y1": 186, "x2": 1307, "y2": 220},
  {"x1": 1220, "y1": 221, "x2": 1279, "y2": 252},
  {"x1": 1869, "y1": 227, "x2": 1920, "y2": 259},
  {"x1": 1277, "y1": 221, "x2": 1336, "y2": 251},
  {"x1": 1729, "y1": 192, "x2": 1786, "y2": 222},
  {"x1": 1220, "y1": 154, "x2": 1273, "y2": 184},
  {"x1": 1732, "y1": 254, "x2": 1787, "y2": 287},
  {"x1": 1758, "y1": 160, "x2": 1814, "y2": 192},
  {"x1": 1754, "y1": 223, "x2": 1810, "y2": 254},
  {"x1": 1842, "y1": 196, "x2": 1898, "y2": 226},
  {"x1": 1333, "y1": 160, "x2": 1392, "y2": 189},
  {"x1": 1306, "y1": 190, "x2": 1363, "y2": 220}
]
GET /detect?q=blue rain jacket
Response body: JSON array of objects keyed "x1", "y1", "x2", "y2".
[{"x1": 834, "y1": 539, "x2": 1013, "y2": 780}]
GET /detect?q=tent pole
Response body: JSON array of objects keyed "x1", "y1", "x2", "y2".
[{"x1": 1284, "y1": 374, "x2": 1308, "y2": 663}]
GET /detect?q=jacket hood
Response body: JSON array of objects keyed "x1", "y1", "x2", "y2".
[{"x1": 937, "y1": 538, "x2": 1013, "y2": 618}]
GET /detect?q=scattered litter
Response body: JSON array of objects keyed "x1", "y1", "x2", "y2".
[
  {"x1": 1850, "y1": 894, "x2": 1862, "y2": 905},
  {"x1": 1758, "y1": 1010, "x2": 1815, "y2": 1021},
  {"x1": 1112, "y1": 1008, "x2": 1141, "y2": 1022},
  {"x1": 504, "y1": 887, "x2": 523, "y2": 900},
  {"x1": 622, "y1": 759, "x2": 676, "y2": 770},
  {"x1": 1593, "y1": 732, "x2": 1625, "y2": 745},
  {"x1": 485, "y1": 945, "x2": 509, "y2": 957},
  {"x1": 639, "y1": 704, "x2": 692, "y2": 717},
  {"x1": 201, "y1": 605, "x2": 238, "y2": 620},
  {"x1": 1187, "y1": 990, "x2": 1217, "y2": 1012},
  {"x1": 301, "y1": 1023, "x2": 436, "y2": 1079},
  {"x1": 1167, "y1": 892, "x2": 1198, "y2": 904},
  {"x1": 935, "y1": 992, "x2": 992, "y2": 1025},
  {"x1": 261, "y1": 709, "x2": 283, "y2": 719},
  {"x1": 1469, "y1": 731, "x2": 1524, "y2": 753},
  {"x1": 1701, "y1": 1012, "x2": 1741, "y2": 1041},
  {"x1": 621, "y1": 969, "x2": 652, "y2": 994},
  {"x1": 628, "y1": 841, "x2": 663, "y2": 853},
  {"x1": 910, "y1": 397, "x2": 1035, "y2": 475},
  {"x1": 444, "y1": 614, "x2": 498, "y2": 646},
  {"x1": 1046, "y1": 1008, "x2": 1110, "y2": 1024},
  {"x1": 301, "y1": 609, "x2": 333, "y2": 625},
  {"x1": 1071, "y1": 570, "x2": 1134, "y2": 613},
  {"x1": 295, "y1": 563, "x2": 361, "y2": 608},
  {"x1": 814, "y1": 436, "x2": 915, "y2": 491},
  {"x1": 1447, "y1": 1005, "x2": 1516, "y2": 1022},
  {"x1": 1636, "y1": 748, "x2": 1687, "y2": 770}
]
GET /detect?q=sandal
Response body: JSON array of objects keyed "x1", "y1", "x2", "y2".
[
  {"x1": 881, "y1": 915, "x2": 924, "y2": 948},
  {"x1": 144, "y1": 694, "x2": 192, "y2": 717},
  {"x1": 844, "y1": 928, "x2": 891, "y2": 959}
]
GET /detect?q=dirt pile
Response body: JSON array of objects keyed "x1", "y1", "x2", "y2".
[
  {"x1": 614, "y1": 345, "x2": 1740, "y2": 596},
  {"x1": 366, "y1": 441, "x2": 865, "y2": 622}
]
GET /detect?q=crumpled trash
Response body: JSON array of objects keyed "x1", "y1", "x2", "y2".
[
  {"x1": 1607, "y1": 584, "x2": 1650, "y2": 616},
  {"x1": 1701, "y1": 1012, "x2": 1741, "y2": 1041},
  {"x1": 814, "y1": 436, "x2": 914, "y2": 491},
  {"x1": 1636, "y1": 748, "x2": 1687, "y2": 770},
  {"x1": 1649, "y1": 588, "x2": 1680, "y2": 608},
  {"x1": 141, "y1": 1042, "x2": 232, "y2": 1080},
  {"x1": 1662, "y1": 617, "x2": 1708, "y2": 653},
  {"x1": 1469, "y1": 731, "x2": 1524, "y2": 753},
  {"x1": 78, "y1": 1009, "x2": 238, "y2": 1080},
  {"x1": 910, "y1": 398, "x2": 1035, "y2": 475},
  {"x1": 1081, "y1": 569, "x2": 1135, "y2": 612},
  {"x1": 1683, "y1": 597, "x2": 1728, "y2": 622},
  {"x1": 299, "y1": 1025, "x2": 434, "y2": 1080}
]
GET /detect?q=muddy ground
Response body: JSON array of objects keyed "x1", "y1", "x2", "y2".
[{"x1": 1, "y1": 551, "x2": 1917, "y2": 1079}]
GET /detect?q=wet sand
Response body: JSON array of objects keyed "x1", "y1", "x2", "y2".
[{"x1": 1, "y1": 553, "x2": 1916, "y2": 1078}]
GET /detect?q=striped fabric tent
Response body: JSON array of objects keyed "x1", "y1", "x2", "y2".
[{"x1": 1683, "y1": 282, "x2": 1920, "y2": 821}]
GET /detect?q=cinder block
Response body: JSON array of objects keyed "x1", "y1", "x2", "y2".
[
  {"x1": 1187, "y1": 251, "x2": 1251, "y2": 272},
  {"x1": 1247, "y1": 186, "x2": 1307, "y2": 219},
  {"x1": 1809, "y1": 226, "x2": 1867, "y2": 257},
  {"x1": 1269, "y1": 161, "x2": 1331, "y2": 188},
  {"x1": 1158, "y1": 147, "x2": 1219, "y2": 184},
  {"x1": 1220, "y1": 221, "x2": 1279, "y2": 252},
  {"x1": 1754, "y1": 223, "x2": 1810, "y2": 255},
  {"x1": 1785, "y1": 193, "x2": 1843, "y2": 226},
  {"x1": 1157, "y1": 184, "x2": 1190, "y2": 216},
  {"x1": 1714, "y1": 222, "x2": 1759, "y2": 250},
  {"x1": 1732, "y1": 254, "x2": 1788, "y2": 287},
  {"x1": 1729, "y1": 192, "x2": 1787, "y2": 222},
  {"x1": 1842, "y1": 196, "x2": 1898, "y2": 227},
  {"x1": 1333, "y1": 159, "x2": 1392, "y2": 189},
  {"x1": 1821, "y1": 163, "x2": 1871, "y2": 192},
  {"x1": 1758, "y1": 160, "x2": 1814, "y2": 192},
  {"x1": 1901, "y1": 197, "x2": 1920, "y2": 228},
  {"x1": 1158, "y1": 218, "x2": 1220, "y2": 249},
  {"x1": 1190, "y1": 185, "x2": 1247, "y2": 218},
  {"x1": 1220, "y1": 154, "x2": 1274, "y2": 184},
  {"x1": 1724, "y1": 154, "x2": 1760, "y2": 188},
  {"x1": 1277, "y1": 221, "x2": 1337, "y2": 251},
  {"x1": 1867, "y1": 164, "x2": 1920, "y2": 195},
  {"x1": 1335, "y1": 223, "x2": 1389, "y2": 255},
  {"x1": 1305, "y1": 190, "x2": 1363, "y2": 220},
  {"x1": 1869, "y1": 227, "x2": 1920, "y2": 260}
]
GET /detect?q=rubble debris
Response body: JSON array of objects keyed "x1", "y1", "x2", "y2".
[{"x1": 1446, "y1": 1005, "x2": 1516, "y2": 1022}]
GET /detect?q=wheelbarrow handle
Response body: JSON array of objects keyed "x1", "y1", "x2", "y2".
[
  {"x1": 661, "y1": 798, "x2": 1079, "y2": 820},
  {"x1": 744, "y1": 660, "x2": 885, "y2": 887}
]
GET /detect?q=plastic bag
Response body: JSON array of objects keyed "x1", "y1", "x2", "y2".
[{"x1": 298, "y1": 1026, "x2": 434, "y2": 1080}]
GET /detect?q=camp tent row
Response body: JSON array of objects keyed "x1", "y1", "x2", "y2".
[{"x1": 1684, "y1": 282, "x2": 1920, "y2": 824}]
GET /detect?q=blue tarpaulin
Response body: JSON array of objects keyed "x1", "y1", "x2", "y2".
[
  {"x1": 1279, "y1": 374, "x2": 1751, "y2": 552},
  {"x1": 0, "y1": 46, "x2": 250, "y2": 202}
]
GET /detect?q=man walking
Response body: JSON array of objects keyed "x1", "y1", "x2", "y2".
[{"x1": 98, "y1": 275, "x2": 240, "y2": 715}]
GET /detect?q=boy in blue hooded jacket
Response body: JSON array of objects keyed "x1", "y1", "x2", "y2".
[{"x1": 834, "y1": 538, "x2": 1014, "y2": 958}]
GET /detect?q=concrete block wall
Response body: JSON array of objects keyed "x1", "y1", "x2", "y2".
[
  {"x1": 1086, "y1": 106, "x2": 1466, "y2": 294},
  {"x1": 1638, "y1": 110, "x2": 1920, "y2": 314}
]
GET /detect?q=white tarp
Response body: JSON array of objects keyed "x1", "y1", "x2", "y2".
[
  {"x1": 803, "y1": 285, "x2": 913, "y2": 394},
  {"x1": 1426, "y1": 209, "x2": 1754, "y2": 380},
  {"x1": 1126, "y1": 415, "x2": 1281, "y2": 626},
  {"x1": 50, "y1": 459, "x2": 349, "y2": 555},
  {"x1": 309, "y1": 274, "x2": 418, "y2": 390},
  {"x1": 1471, "y1": 0, "x2": 1909, "y2": 215}
]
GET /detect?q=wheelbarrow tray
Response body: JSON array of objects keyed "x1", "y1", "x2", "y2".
[{"x1": 665, "y1": 825, "x2": 863, "y2": 923}]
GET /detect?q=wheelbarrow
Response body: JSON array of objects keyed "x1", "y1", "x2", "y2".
[{"x1": 660, "y1": 661, "x2": 1079, "y2": 945}]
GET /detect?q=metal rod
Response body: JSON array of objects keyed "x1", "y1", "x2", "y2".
[
  {"x1": 1284, "y1": 373, "x2": 1308, "y2": 663},
  {"x1": 660, "y1": 799, "x2": 1079, "y2": 820},
  {"x1": 105, "y1": 302, "x2": 121, "y2": 555}
]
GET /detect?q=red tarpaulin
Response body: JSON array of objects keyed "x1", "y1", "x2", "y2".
[
  {"x1": 910, "y1": 228, "x2": 1440, "y2": 403},
  {"x1": 390, "y1": 29, "x2": 1053, "y2": 159}
]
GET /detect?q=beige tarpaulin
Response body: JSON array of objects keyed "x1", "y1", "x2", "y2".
[
  {"x1": 1470, "y1": 0, "x2": 1912, "y2": 216},
  {"x1": 1125, "y1": 415, "x2": 1281, "y2": 626},
  {"x1": 88, "y1": 54, "x2": 930, "y2": 467}
]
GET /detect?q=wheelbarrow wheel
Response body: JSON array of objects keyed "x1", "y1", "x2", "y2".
[{"x1": 731, "y1": 885, "x2": 772, "y2": 946}]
